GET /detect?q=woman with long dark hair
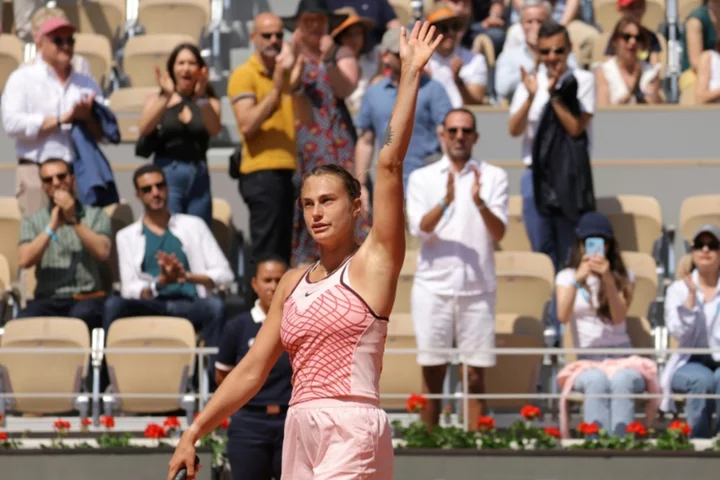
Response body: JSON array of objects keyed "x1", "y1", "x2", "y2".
[
  {"x1": 137, "y1": 43, "x2": 222, "y2": 227},
  {"x1": 555, "y1": 211, "x2": 649, "y2": 437}
]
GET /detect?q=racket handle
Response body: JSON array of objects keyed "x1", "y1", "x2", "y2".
[{"x1": 172, "y1": 455, "x2": 200, "y2": 480}]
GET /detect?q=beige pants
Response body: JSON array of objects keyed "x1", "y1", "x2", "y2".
[{"x1": 16, "y1": 163, "x2": 48, "y2": 217}]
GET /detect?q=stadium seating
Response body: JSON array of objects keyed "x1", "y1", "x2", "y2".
[
  {"x1": 0, "y1": 317, "x2": 90, "y2": 415},
  {"x1": 0, "y1": 34, "x2": 23, "y2": 92},
  {"x1": 137, "y1": 0, "x2": 210, "y2": 39},
  {"x1": 104, "y1": 316, "x2": 197, "y2": 415}
]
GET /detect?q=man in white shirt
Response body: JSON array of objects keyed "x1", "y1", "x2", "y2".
[
  {"x1": 495, "y1": 0, "x2": 580, "y2": 100},
  {"x1": 104, "y1": 165, "x2": 234, "y2": 386},
  {"x1": 1, "y1": 17, "x2": 102, "y2": 216},
  {"x1": 426, "y1": 5, "x2": 487, "y2": 107},
  {"x1": 508, "y1": 20, "x2": 595, "y2": 272},
  {"x1": 406, "y1": 108, "x2": 509, "y2": 430}
]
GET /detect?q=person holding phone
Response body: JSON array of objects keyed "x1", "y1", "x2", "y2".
[
  {"x1": 136, "y1": 43, "x2": 222, "y2": 228},
  {"x1": 555, "y1": 211, "x2": 646, "y2": 437}
]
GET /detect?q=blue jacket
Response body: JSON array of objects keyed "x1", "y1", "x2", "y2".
[{"x1": 71, "y1": 100, "x2": 120, "y2": 207}]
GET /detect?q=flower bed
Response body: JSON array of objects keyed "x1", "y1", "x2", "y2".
[
  {"x1": 396, "y1": 394, "x2": 711, "y2": 452},
  {"x1": 2, "y1": 397, "x2": 720, "y2": 480}
]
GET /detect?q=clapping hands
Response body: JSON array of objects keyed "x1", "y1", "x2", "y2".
[{"x1": 156, "y1": 251, "x2": 187, "y2": 285}]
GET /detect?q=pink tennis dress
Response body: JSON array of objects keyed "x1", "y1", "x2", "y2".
[{"x1": 280, "y1": 255, "x2": 394, "y2": 479}]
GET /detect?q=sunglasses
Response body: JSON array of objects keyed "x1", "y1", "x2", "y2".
[
  {"x1": 693, "y1": 239, "x2": 720, "y2": 251},
  {"x1": 260, "y1": 32, "x2": 284, "y2": 40},
  {"x1": 620, "y1": 33, "x2": 642, "y2": 43},
  {"x1": 41, "y1": 173, "x2": 69, "y2": 184},
  {"x1": 139, "y1": 181, "x2": 167, "y2": 194},
  {"x1": 435, "y1": 22, "x2": 464, "y2": 35},
  {"x1": 51, "y1": 36, "x2": 75, "y2": 47},
  {"x1": 446, "y1": 127, "x2": 475, "y2": 137},
  {"x1": 539, "y1": 46, "x2": 567, "y2": 55}
]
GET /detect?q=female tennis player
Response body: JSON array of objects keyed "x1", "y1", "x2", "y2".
[{"x1": 167, "y1": 20, "x2": 443, "y2": 480}]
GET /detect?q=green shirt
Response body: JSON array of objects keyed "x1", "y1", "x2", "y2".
[
  {"x1": 682, "y1": 5, "x2": 718, "y2": 71},
  {"x1": 141, "y1": 224, "x2": 197, "y2": 298},
  {"x1": 19, "y1": 204, "x2": 111, "y2": 298}
]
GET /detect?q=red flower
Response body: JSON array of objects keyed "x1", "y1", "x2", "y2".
[
  {"x1": 0, "y1": 431, "x2": 7, "y2": 441},
  {"x1": 668, "y1": 420, "x2": 691, "y2": 436},
  {"x1": 144, "y1": 423, "x2": 167, "y2": 439},
  {"x1": 53, "y1": 419, "x2": 71, "y2": 431},
  {"x1": 81, "y1": 418, "x2": 92, "y2": 427},
  {"x1": 476, "y1": 416, "x2": 495, "y2": 432},
  {"x1": 578, "y1": 422, "x2": 599, "y2": 435},
  {"x1": 163, "y1": 416, "x2": 181, "y2": 429},
  {"x1": 625, "y1": 421, "x2": 647, "y2": 437},
  {"x1": 406, "y1": 393, "x2": 428, "y2": 413},
  {"x1": 520, "y1": 404, "x2": 541, "y2": 420},
  {"x1": 219, "y1": 418, "x2": 230, "y2": 429},
  {"x1": 544, "y1": 427, "x2": 561, "y2": 438},
  {"x1": 100, "y1": 416, "x2": 115, "y2": 429}
]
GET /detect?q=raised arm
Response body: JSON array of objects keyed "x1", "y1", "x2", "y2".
[{"x1": 362, "y1": 22, "x2": 442, "y2": 269}]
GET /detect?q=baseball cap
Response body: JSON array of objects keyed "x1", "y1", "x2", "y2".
[
  {"x1": 37, "y1": 17, "x2": 75, "y2": 38},
  {"x1": 381, "y1": 27, "x2": 401, "y2": 54},
  {"x1": 693, "y1": 224, "x2": 720, "y2": 242},
  {"x1": 617, "y1": 0, "x2": 642, "y2": 8},
  {"x1": 576, "y1": 211, "x2": 614, "y2": 239}
]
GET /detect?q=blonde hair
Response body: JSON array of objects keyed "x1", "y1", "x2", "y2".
[{"x1": 31, "y1": 7, "x2": 68, "y2": 37}]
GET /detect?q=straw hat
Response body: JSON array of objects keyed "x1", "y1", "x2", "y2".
[
  {"x1": 330, "y1": 7, "x2": 376, "y2": 38},
  {"x1": 425, "y1": 2, "x2": 471, "y2": 25}
]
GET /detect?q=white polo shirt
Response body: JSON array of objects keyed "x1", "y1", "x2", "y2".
[
  {"x1": 428, "y1": 46, "x2": 488, "y2": 108},
  {"x1": 509, "y1": 68, "x2": 595, "y2": 167},
  {"x1": 1, "y1": 58, "x2": 103, "y2": 163},
  {"x1": 406, "y1": 156, "x2": 509, "y2": 296}
]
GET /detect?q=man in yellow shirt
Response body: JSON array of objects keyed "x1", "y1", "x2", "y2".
[{"x1": 228, "y1": 12, "x2": 306, "y2": 267}]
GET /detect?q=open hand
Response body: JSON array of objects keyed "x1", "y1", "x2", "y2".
[
  {"x1": 194, "y1": 66, "x2": 209, "y2": 98},
  {"x1": 520, "y1": 67, "x2": 538, "y2": 96},
  {"x1": 155, "y1": 65, "x2": 174, "y2": 96},
  {"x1": 471, "y1": 166, "x2": 482, "y2": 204},
  {"x1": 399, "y1": 21, "x2": 443, "y2": 72},
  {"x1": 444, "y1": 171, "x2": 455, "y2": 205}
]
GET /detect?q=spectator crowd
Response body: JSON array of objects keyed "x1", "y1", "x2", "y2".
[{"x1": 2, "y1": 1, "x2": 720, "y2": 478}]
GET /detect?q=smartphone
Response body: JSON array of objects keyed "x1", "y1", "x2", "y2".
[{"x1": 585, "y1": 237, "x2": 605, "y2": 257}]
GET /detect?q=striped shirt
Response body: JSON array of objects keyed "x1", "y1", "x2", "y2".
[{"x1": 19, "y1": 204, "x2": 111, "y2": 298}]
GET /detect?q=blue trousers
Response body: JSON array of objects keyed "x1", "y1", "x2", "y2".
[
  {"x1": 226, "y1": 409, "x2": 286, "y2": 480},
  {"x1": 671, "y1": 359, "x2": 720, "y2": 438},
  {"x1": 574, "y1": 368, "x2": 646, "y2": 437},
  {"x1": 155, "y1": 157, "x2": 212, "y2": 228}
]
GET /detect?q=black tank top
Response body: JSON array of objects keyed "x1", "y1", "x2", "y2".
[{"x1": 155, "y1": 96, "x2": 210, "y2": 162}]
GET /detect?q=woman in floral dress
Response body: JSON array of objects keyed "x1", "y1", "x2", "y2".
[{"x1": 288, "y1": 0, "x2": 371, "y2": 266}]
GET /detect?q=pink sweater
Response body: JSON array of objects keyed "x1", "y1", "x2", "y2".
[{"x1": 556, "y1": 356, "x2": 660, "y2": 438}]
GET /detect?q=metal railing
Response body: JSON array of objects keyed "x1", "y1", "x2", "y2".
[{"x1": 1, "y1": 343, "x2": 717, "y2": 431}]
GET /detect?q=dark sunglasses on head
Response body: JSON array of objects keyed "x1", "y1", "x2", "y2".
[
  {"x1": 693, "y1": 239, "x2": 720, "y2": 251},
  {"x1": 446, "y1": 127, "x2": 475, "y2": 137},
  {"x1": 41, "y1": 173, "x2": 68, "y2": 184},
  {"x1": 539, "y1": 46, "x2": 567, "y2": 55},
  {"x1": 51, "y1": 36, "x2": 75, "y2": 47},
  {"x1": 260, "y1": 32, "x2": 284, "y2": 40},
  {"x1": 620, "y1": 33, "x2": 641, "y2": 43},
  {"x1": 139, "y1": 181, "x2": 167, "y2": 194},
  {"x1": 435, "y1": 22, "x2": 463, "y2": 34}
]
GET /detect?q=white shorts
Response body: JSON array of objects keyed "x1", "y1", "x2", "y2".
[{"x1": 410, "y1": 282, "x2": 496, "y2": 368}]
